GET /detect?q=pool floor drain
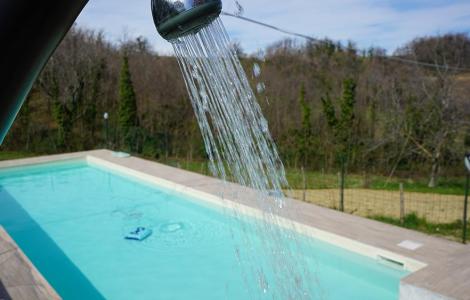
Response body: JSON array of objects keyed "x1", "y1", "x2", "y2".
[{"x1": 160, "y1": 222, "x2": 184, "y2": 233}]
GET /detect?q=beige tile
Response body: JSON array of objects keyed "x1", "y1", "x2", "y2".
[{"x1": 0, "y1": 228, "x2": 60, "y2": 300}]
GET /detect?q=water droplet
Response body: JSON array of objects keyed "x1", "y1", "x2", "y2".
[
  {"x1": 256, "y1": 82, "x2": 266, "y2": 94},
  {"x1": 253, "y1": 63, "x2": 261, "y2": 78},
  {"x1": 234, "y1": 1, "x2": 245, "y2": 17},
  {"x1": 172, "y1": 37, "x2": 184, "y2": 45},
  {"x1": 201, "y1": 97, "x2": 209, "y2": 111},
  {"x1": 170, "y1": 21, "x2": 311, "y2": 295},
  {"x1": 191, "y1": 69, "x2": 201, "y2": 81}
]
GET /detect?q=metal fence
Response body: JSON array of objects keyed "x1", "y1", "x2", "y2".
[
  {"x1": 286, "y1": 168, "x2": 470, "y2": 243},
  {"x1": 167, "y1": 158, "x2": 470, "y2": 243}
]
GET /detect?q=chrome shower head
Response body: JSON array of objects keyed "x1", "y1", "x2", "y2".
[{"x1": 151, "y1": 0, "x2": 222, "y2": 41}]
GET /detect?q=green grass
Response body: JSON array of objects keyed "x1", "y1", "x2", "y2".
[
  {"x1": 286, "y1": 169, "x2": 465, "y2": 195},
  {"x1": 368, "y1": 178, "x2": 465, "y2": 195},
  {"x1": 154, "y1": 158, "x2": 466, "y2": 195},
  {"x1": 156, "y1": 158, "x2": 211, "y2": 174},
  {"x1": 157, "y1": 158, "x2": 468, "y2": 241},
  {"x1": 371, "y1": 213, "x2": 468, "y2": 242},
  {"x1": 3, "y1": 151, "x2": 461, "y2": 195},
  {"x1": 0, "y1": 151, "x2": 37, "y2": 161}
]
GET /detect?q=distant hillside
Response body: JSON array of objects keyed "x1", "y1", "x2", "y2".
[
  {"x1": 2, "y1": 28, "x2": 469, "y2": 187},
  {"x1": 395, "y1": 33, "x2": 470, "y2": 69}
]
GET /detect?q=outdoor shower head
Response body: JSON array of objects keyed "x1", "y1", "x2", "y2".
[{"x1": 151, "y1": 0, "x2": 222, "y2": 41}]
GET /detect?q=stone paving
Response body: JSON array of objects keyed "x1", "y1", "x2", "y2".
[{"x1": 0, "y1": 227, "x2": 60, "y2": 300}]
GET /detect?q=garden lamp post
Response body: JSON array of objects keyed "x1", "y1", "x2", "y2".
[
  {"x1": 104, "y1": 112, "x2": 109, "y2": 148},
  {"x1": 464, "y1": 153, "x2": 470, "y2": 243}
]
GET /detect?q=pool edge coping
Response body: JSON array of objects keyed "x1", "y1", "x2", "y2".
[{"x1": 0, "y1": 226, "x2": 61, "y2": 300}]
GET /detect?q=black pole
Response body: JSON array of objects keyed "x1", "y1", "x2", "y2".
[
  {"x1": 105, "y1": 119, "x2": 109, "y2": 148},
  {"x1": 464, "y1": 173, "x2": 469, "y2": 244},
  {"x1": 0, "y1": 0, "x2": 89, "y2": 144},
  {"x1": 340, "y1": 155, "x2": 345, "y2": 212}
]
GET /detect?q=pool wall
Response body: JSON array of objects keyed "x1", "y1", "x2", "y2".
[
  {"x1": 0, "y1": 149, "x2": 469, "y2": 300},
  {"x1": 86, "y1": 155, "x2": 426, "y2": 273}
]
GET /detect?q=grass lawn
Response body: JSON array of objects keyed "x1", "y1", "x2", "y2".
[
  {"x1": 285, "y1": 169, "x2": 465, "y2": 195},
  {"x1": 0, "y1": 151, "x2": 37, "y2": 161},
  {"x1": 159, "y1": 157, "x2": 468, "y2": 241},
  {"x1": 372, "y1": 213, "x2": 468, "y2": 242},
  {"x1": 157, "y1": 158, "x2": 466, "y2": 196}
]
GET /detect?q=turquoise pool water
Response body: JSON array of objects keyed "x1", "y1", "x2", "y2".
[{"x1": 0, "y1": 160, "x2": 408, "y2": 299}]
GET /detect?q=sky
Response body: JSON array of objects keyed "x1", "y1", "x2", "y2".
[{"x1": 76, "y1": 0, "x2": 470, "y2": 55}]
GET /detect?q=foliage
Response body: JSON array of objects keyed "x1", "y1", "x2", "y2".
[
  {"x1": 118, "y1": 55, "x2": 138, "y2": 149},
  {"x1": 1, "y1": 27, "x2": 469, "y2": 187},
  {"x1": 321, "y1": 78, "x2": 357, "y2": 161},
  {"x1": 395, "y1": 33, "x2": 470, "y2": 68},
  {"x1": 296, "y1": 83, "x2": 313, "y2": 167},
  {"x1": 0, "y1": 151, "x2": 35, "y2": 161}
]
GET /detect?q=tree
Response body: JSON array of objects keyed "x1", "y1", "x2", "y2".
[
  {"x1": 83, "y1": 58, "x2": 106, "y2": 146},
  {"x1": 405, "y1": 70, "x2": 461, "y2": 188},
  {"x1": 321, "y1": 78, "x2": 357, "y2": 161},
  {"x1": 48, "y1": 73, "x2": 74, "y2": 150},
  {"x1": 297, "y1": 83, "x2": 312, "y2": 167},
  {"x1": 118, "y1": 55, "x2": 138, "y2": 148},
  {"x1": 2, "y1": 26, "x2": 469, "y2": 183},
  {"x1": 395, "y1": 33, "x2": 470, "y2": 69}
]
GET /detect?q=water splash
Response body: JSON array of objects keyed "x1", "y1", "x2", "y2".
[
  {"x1": 172, "y1": 18, "x2": 316, "y2": 299},
  {"x1": 234, "y1": 0, "x2": 245, "y2": 17},
  {"x1": 256, "y1": 82, "x2": 266, "y2": 94},
  {"x1": 173, "y1": 20, "x2": 287, "y2": 206},
  {"x1": 253, "y1": 63, "x2": 262, "y2": 78}
]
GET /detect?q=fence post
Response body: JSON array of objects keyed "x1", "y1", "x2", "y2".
[
  {"x1": 400, "y1": 183, "x2": 405, "y2": 224},
  {"x1": 339, "y1": 156, "x2": 345, "y2": 212},
  {"x1": 463, "y1": 173, "x2": 469, "y2": 244},
  {"x1": 301, "y1": 166, "x2": 306, "y2": 202},
  {"x1": 102, "y1": 112, "x2": 110, "y2": 149},
  {"x1": 463, "y1": 154, "x2": 470, "y2": 244}
]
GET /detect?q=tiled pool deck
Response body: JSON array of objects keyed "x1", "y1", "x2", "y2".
[
  {"x1": 0, "y1": 227, "x2": 60, "y2": 300},
  {"x1": 0, "y1": 150, "x2": 469, "y2": 300}
]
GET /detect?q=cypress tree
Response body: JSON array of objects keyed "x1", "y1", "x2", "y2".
[
  {"x1": 321, "y1": 93, "x2": 337, "y2": 130},
  {"x1": 298, "y1": 83, "x2": 312, "y2": 167},
  {"x1": 118, "y1": 55, "x2": 138, "y2": 145},
  {"x1": 321, "y1": 78, "x2": 357, "y2": 159},
  {"x1": 300, "y1": 84, "x2": 311, "y2": 134},
  {"x1": 50, "y1": 75, "x2": 72, "y2": 150},
  {"x1": 339, "y1": 79, "x2": 356, "y2": 134}
]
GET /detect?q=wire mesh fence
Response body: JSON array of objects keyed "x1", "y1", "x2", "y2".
[
  {"x1": 160, "y1": 158, "x2": 469, "y2": 243},
  {"x1": 285, "y1": 168, "x2": 470, "y2": 243}
]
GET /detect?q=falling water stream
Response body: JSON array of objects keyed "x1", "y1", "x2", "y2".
[{"x1": 172, "y1": 18, "x2": 318, "y2": 299}]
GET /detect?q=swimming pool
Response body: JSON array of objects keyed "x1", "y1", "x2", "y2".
[{"x1": 0, "y1": 159, "x2": 409, "y2": 299}]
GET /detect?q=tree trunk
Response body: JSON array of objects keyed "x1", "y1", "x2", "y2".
[{"x1": 428, "y1": 154, "x2": 440, "y2": 188}]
